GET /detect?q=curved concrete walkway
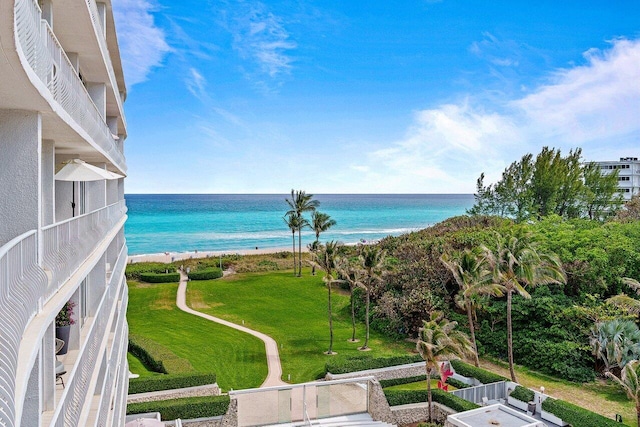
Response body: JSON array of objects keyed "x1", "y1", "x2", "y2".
[{"x1": 175, "y1": 271, "x2": 288, "y2": 387}]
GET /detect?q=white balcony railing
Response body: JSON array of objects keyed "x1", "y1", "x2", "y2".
[
  {"x1": 94, "y1": 247, "x2": 129, "y2": 427},
  {"x1": 14, "y1": 0, "x2": 127, "y2": 172},
  {"x1": 42, "y1": 200, "x2": 127, "y2": 302},
  {"x1": 50, "y1": 247, "x2": 126, "y2": 427},
  {"x1": 0, "y1": 231, "x2": 49, "y2": 427}
]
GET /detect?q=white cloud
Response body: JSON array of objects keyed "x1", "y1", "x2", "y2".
[
  {"x1": 113, "y1": 0, "x2": 171, "y2": 87},
  {"x1": 185, "y1": 67, "x2": 207, "y2": 99},
  {"x1": 347, "y1": 38, "x2": 640, "y2": 193},
  {"x1": 224, "y1": 1, "x2": 297, "y2": 84},
  {"x1": 514, "y1": 38, "x2": 640, "y2": 145}
]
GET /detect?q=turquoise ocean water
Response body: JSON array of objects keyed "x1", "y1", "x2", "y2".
[{"x1": 124, "y1": 194, "x2": 474, "y2": 255}]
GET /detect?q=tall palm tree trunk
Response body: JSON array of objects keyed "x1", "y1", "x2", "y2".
[
  {"x1": 466, "y1": 302, "x2": 479, "y2": 367},
  {"x1": 363, "y1": 290, "x2": 370, "y2": 349},
  {"x1": 291, "y1": 231, "x2": 297, "y2": 276},
  {"x1": 351, "y1": 291, "x2": 356, "y2": 341},
  {"x1": 327, "y1": 282, "x2": 334, "y2": 353},
  {"x1": 298, "y1": 227, "x2": 302, "y2": 277},
  {"x1": 507, "y1": 289, "x2": 517, "y2": 382},
  {"x1": 427, "y1": 366, "x2": 433, "y2": 423}
]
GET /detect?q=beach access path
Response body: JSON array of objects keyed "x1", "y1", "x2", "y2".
[{"x1": 175, "y1": 270, "x2": 288, "y2": 388}]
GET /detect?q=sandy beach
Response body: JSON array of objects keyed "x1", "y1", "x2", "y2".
[{"x1": 128, "y1": 246, "x2": 308, "y2": 264}]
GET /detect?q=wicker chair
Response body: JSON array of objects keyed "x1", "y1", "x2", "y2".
[{"x1": 55, "y1": 338, "x2": 66, "y2": 387}]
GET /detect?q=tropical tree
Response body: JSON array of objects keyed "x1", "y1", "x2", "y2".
[
  {"x1": 359, "y1": 245, "x2": 386, "y2": 350},
  {"x1": 441, "y1": 247, "x2": 502, "y2": 367},
  {"x1": 310, "y1": 241, "x2": 344, "y2": 354},
  {"x1": 607, "y1": 278, "x2": 640, "y2": 320},
  {"x1": 606, "y1": 360, "x2": 640, "y2": 427},
  {"x1": 485, "y1": 229, "x2": 566, "y2": 382},
  {"x1": 591, "y1": 319, "x2": 640, "y2": 373},
  {"x1": 284, "y1": 213, "x2": 301, "y2": 276},
  {"x1": 310, "y1": 211, "x2": 336, "y2": 275},
  {"x1": 338, "y1": 258, "x2": 364, "y2": 342},
  {"x1": 286, "y1": 189, "x2": 319, "y2": 276},
  {"x1": 416, "y1": 311, "x2": 474, "y2": 423}
]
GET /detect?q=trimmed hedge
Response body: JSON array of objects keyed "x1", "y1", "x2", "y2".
[
  {"x1": 188, "y1": 267, "x2": 223, "y2": 280},
  {"x1": 325, "y1": 355, "x2": 423, "y2": 375},
  {"x1": 129, "y1": 335, "x2": 194, "y2": 375},
  {"x1": 384, "y1": 389, "x2": 479, "y2": 412},
  {"x1": 129, "y1": 373, "x2": 217, "y2": 394},
  {"x1": 126, "y1": 262, "x2": 174, "y2": 280},
  {"x1": 450, "y1": 360, "x2": 507, "y2": 384},
  {"x1": 509, "y1": 385, "x2": 534, "y2": 403},
  {"x1": 445, "y1": 377, "x2": 470, "y2": 389},
  {"x1": 541, "y1": 397, "x2": 621, "y2": 427},
  {"x1": 380, "y1": 375, "x2": 426, "y2": 388},
  {"x1": 139, "y1": 272, "x2": 181, "y2": 283},
  {"x1": 127, "y1": 395, "x2": 230, "y2": 420}
]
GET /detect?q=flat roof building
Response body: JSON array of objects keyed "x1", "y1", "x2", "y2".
[
  {"x1": 596, "y1": 157, "x2": 640, "y2": 201},
  {"x1": 0, "y1": 0, "x2": 129, "y2": 425}
]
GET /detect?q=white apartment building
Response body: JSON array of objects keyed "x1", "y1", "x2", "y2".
[
  {"x1": 0, "y1": 0, "x2": 129, "y2": 426},
  {"x1": 596, "y1": 157, "x2": 640, "y2": 200}
]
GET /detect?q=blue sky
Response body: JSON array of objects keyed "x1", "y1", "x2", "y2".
[{"x1": 113, "y1": 0, "x2": 640, "y2": 194}]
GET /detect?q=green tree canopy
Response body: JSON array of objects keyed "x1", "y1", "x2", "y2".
[{"x1": 468, "y1": 147, "x2": 621, "y2": 221}]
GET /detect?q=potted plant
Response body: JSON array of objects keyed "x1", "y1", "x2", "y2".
[{"x1": 55, "y1": 301, "x2": 76, "y2": 355}]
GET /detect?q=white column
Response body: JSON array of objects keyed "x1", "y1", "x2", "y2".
[{"x1": 0, "y1": 110, "x2": 41, "y2": 246}]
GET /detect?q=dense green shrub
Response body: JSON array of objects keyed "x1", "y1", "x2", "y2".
[
  {"x1": 541, "y1": 397, "x2": 621, "y2": 427},
  {"x1": 129, "y1": 373, "x2": 217, "y2": 394},
  {"x1": 129, "y1": 335, "x2": 194, "y2": 374},
  {"x1": 450, "y1": 360, "x2": 507, "y2": 384},
  {"x1": 187, "y1": 267, "x2": 223, "y2": 280},
  {"x1": 446, "y1": 377, "x2": 470, "y2": 389},
  {"x1": 509, "y1": 385, "x2": 534, "y2": 403},
  {"x1": 379, "y1": 375, "x2": 426, "y2": 388},
  {"x1": 139, "y1": 272, "x2": 181, "y2": 283},
  {"x1": 127, "y1": 395, "x2": 230, "y2": 419},
  {"x1": 325, "y1": 355, "x2": 423, "y2": 375},
  {"x1": 126, "y1": 262, "x2": 174, "y2": 280},
  {"x1": 384, "y1": 389, "x2": 479, "y2": 412}
]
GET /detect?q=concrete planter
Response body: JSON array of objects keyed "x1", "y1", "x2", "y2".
[
  {"x1": 541, "y1": 410, "x2": 569, "y2": 426},
  {"x1": 507, "y1": 396, "x2": 529, "y2": 411}
]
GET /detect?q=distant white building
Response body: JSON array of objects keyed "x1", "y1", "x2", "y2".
[
  {"x1": 0, "y1": 0, "x2": 129, "y2": 426},
  {"x1": 596, "y1": 157, "x2": 640, "y2": 200}
]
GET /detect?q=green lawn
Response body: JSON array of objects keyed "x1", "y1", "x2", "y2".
[
  {"x1": 127, "y1": 281, "x2": 267, "y2": 390},
  {"x1": 186, "y1": 268, "x2": 414, "y2": 383},
  {"x1": 127, "y1": 353, "x2": 162, "y2": 378}
]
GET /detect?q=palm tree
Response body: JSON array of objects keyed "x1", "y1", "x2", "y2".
[
  {"x1": 310, "y1": 241, "x2": 343, "y2": 354},
  {"x1": 284, "y1": 213, "x2": 300, "y2": 276},
  {"x1": 285, "y1": 190, "x2": 319, "y2": 276},
  {"x1": 607, "y1": 278, "x2": 640, "y2": 321},
  {"x1": 416, "y1": 311, "x2": 474, "y2": 423},
  {"x1": 359, "y1": 245, "x2": 386, "y2": 350},
  {"x1": 485, "y1": 229, "x2": 566, "y2": 382},
  {"x1": 338, "y1": 258, "x2": 364, "y2": 342},
  {"x1": 606, "y1": 360, "x2": 640, "y2": 427},
  {"x1": 310, "y1": 211, "x2": 336, "y2": 275},
  {"x1": 441, "y1": 248, "x2": 502, "y2": 367},
  {"x1": 591, "y1": 319, "x2": 640, "y2": 373}
]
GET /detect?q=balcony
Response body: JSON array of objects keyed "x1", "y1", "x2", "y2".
[
  {"x1": 0, "y1": 201, "x2": 126, "y2": 427},
  {"x1": 42, "y1": 200, "x2": 127, "y2": 301},
  {"x1": 83, "y1": 0, "x2": 127, "y2": 131},
  {"x1": 48, "y1": 245, "x2": 127, "y2": 426},
  {"x1": 14, "y1": 0, "x2": 126, "y2": 172}
]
